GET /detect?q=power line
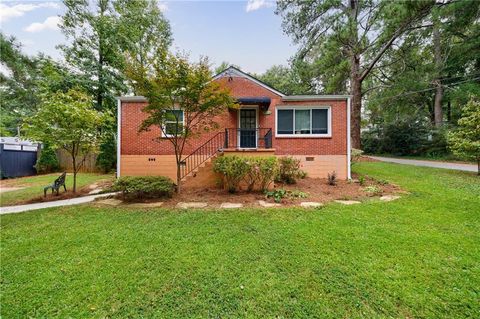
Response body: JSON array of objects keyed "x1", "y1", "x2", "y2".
[{"x1": 366, "y1": 76, "x2": 480, "y2": 103}]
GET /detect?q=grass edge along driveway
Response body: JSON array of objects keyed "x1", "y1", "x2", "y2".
[{"x1": 1, "y1": 163, "x2": 479, "y2": 318}]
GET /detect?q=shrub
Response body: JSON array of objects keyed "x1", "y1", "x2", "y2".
[
  {"x1": 96, "y1": 133, "x2": 116, "y2": 173},
  {"x1": 255, "y1": 157, "x2": 278, "y2": 191},
  {"x1": 351, "y1": 148, "x2": 364, "y2": 163},
  {"x1": 327, "y1": 171, "x2": 337, "y2": 186},
  {"x1": 213, "y1": 155, "x2": 250, "y2": 193},
  {"x1": 35, "y1": 143, "x2": 59, "y2": 174},
  {"x1": 214, "y1": 156, "x2": 278, "y2": 193},
  {"x1": 362, "y1": 118, "x2": 430, "y2": 155},
  {"x1": 363, "y1": 185, "x2": 382, "y2": 196},
  {"x1": 265, "y1": 189, "x2": 308, "y2": 203},
  {"x1": 276, "y1": 156, "x2": 306, "y2": 184},
  {"x1": 113, "y1": 176, "x2": 175, "y2": 201},
  {"x1": 358, "y1": 176, "x2": 366, "y2": 186},
  {"x1": 265, "y1": 189, "x2": 287, "y2": 203}
]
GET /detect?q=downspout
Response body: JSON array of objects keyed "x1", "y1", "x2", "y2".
[
  {"x1": 347, "y1": 97, "x2": 352, "y2": 180},
  {"x1": 116, "y1": 98, "x2": 121, "y2": 179}
]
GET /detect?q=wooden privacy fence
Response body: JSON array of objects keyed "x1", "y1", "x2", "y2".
[{"x1": 56, "y1": 149, "x2": 100, "y2": 173}]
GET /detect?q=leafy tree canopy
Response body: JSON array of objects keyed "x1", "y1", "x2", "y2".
[
  {"x1": 448, "y1": 98, "x2": 480, "y2": 174},
  {"x1": 126, "y1": 50, "x2": 237, "y2": 190},
  {"x1": 23, "y1": 89, "x2": 108, "y2": 191}
]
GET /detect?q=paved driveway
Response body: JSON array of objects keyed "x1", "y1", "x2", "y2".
[{"x1": 369, "y1": 156, "x2": 477, "y2": 173}]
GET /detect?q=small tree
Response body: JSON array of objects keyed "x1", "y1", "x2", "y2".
[
  {"x1": 448, "y1": 99, "x2": 480, "y2": 175},
  {"x1": 127, "y1": 50, "x2": 237, "y2": 192},
  {"x1": 24, "y1": 89, "x2": 106, "y2": 192}
]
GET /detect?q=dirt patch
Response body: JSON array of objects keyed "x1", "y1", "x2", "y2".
[
  {"x1": 0, "y1": 187, "x2": 25, "y2": 194},
  {"x1": 111, "y1": 174, "x2": 401, "y2": 208}
]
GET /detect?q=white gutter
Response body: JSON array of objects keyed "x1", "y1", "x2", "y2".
[
  {"x1": 118, "y1": 96, "x2": 147, "y2": 102},
  {"x1": 116, "y1": 98, "x2": 121, "y2": 178},
  {"x1": 347, "y1": 97, "x2": 352, "y2": 180},
  {"x1": 282, "y1": 95, "x2": 351, "y2": 101}
]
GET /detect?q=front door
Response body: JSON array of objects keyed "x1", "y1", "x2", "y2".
[{"x1": 239, "y1": 109, "x2": 257, "y2": 148}]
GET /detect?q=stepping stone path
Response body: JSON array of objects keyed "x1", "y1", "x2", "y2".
[
  {"x1": 176, "y1": 202, "x2": 208, "y2": 209},
  {"x1": 127, "y1": 202, "x2": 164, "y2": 208},
  {"x1": 379, "y1": 195, "x2": 401, "y2": 202},
  {"x1": 258, "y1": 200, "x2": 281, "y2": 208},
  {"x1": 96, "y1": 198, "x2": 123, "y2": 206},
  {"x1": 300, "y1": 202, "x2": 323, "y2": 208},
  {"x1": 220, "y1": 203, "x2": 243, "y2": 209},
  {"x1": 335, "y1": 200, "x2": 361, "y2": 205}
]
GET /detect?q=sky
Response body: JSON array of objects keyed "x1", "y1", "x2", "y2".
[{"x1": 0, "y1": 0, "x2": 298, "y2": 74}]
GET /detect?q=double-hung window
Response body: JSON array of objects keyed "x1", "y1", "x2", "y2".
[
  {"x1": 163, "y1": 110, "x2": 184, "y2": 137},
  {"x1": 276, "y1": 107, "x2": 330, "y2": 137}
]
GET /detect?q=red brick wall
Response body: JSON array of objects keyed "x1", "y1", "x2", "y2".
[
  {"x1": 121, "y1": 102, "x2": 235, "y2": 155},
  {"x1": 269, "y1": 100, "x2": 348, "y2": 155},
  {"x1": 120, "y1": 76, "x2": 347, "y2": 156}
]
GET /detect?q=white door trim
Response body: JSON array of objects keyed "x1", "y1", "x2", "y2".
[{"x1": 237, "y1": 106, "x2": 259, "y2": 149}]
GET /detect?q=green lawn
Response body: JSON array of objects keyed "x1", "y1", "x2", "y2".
[
  {"x1": 0, "y1": 173, "x2": 114, "y2": 206},
  {"x1": 371, "y1": 153, "x2": 476, "y2": 164},
  {"x1": 1, "y1": 163, "x2": 479, "y2": 318}
]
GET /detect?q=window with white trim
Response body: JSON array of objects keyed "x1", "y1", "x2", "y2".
[
  {"x1": 276, "y1": 107, "x2": 330, "y2": 136},
  {"x1": 163, "y1": 110, "x2": 184, "y2": 137}
]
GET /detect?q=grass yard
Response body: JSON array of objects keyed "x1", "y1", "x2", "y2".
[
  {"x1": 371, "y1": 153, "x2": 476, "y2": 164},
  {"x1": 0, "y1": 173, "x2": 114, "y2": 206},
  {"x1": 1, "y1": 163, "x2": 479, "y2": 318}
]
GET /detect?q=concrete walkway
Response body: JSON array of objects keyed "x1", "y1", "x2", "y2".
[
  {"x1": 369, "y1": 156, "x2": 477, "y2": 173},
  {"x1": 0, "y1": 193, "x2": 116, "y2": 215}
]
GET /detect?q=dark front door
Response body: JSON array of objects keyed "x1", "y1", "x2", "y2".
[{"x1": 239, "y1": 109, "x2": 257, "y2": 148}]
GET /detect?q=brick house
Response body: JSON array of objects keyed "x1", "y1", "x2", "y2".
[{"x1": 117, "y1": 67, "x2": 351, "y2": 185}]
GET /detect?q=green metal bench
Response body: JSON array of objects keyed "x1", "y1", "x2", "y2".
[{"x1": 44, "y1": 172, "x2": 67, "y2": 196}]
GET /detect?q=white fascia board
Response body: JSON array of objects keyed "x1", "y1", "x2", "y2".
[
  {"x1": 118, "y1": 96, "x2": 147, "y2": 102},
  {"x1": 282, "y1": 95, "x2": 351, "y2": 101}
]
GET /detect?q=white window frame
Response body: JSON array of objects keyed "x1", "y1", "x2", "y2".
[
  {"x1": 162, "y1": 109, "x2": 185, "y2": 138},
  {"x1": 275, "y1": 105, "x2": 332, "y2": 138}
]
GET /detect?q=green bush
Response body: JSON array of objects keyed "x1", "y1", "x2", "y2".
[
  {"x1": 35, "y1": 143, "x2": 60, "y2": 174},
  {"x1": 351, "y1": 148, "x2": 364, "y2": 163},
  {"x1": 113, "y1": 176, "x2": 175, "y2": 201},
  {"x1": 96, "y1": 133, "x2": 116, "y2": 173},
  {"x1": 362, "y1": 118, "x2": 430, "y2": 155},
  {"x1": 265, "y1": 189, "x2": 308, "y2": 203},
  {"x1": 244, "y1": 157, "x2": 278, "y2": 191},
  {"x1": 213, "y1": 156, "x2": 250, "y2": 193},
  {"x1": 276, "y1": 156, "x2": 306, "y2": 184},
  {"x1": 214, "y1": 156, "x2": 278, "y2": 193}
]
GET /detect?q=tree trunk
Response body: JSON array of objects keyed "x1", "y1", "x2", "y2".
[
  {"x1": 477, "y1": 157, "x2": 480, "y2": 176},
  {"x1": 348, "y1": 0, "x2": 362, "y2": 149},
  {"x1": 350, "y1": 56, "x2": 362, "y2": 149},
  {"x1": 176, "y1": 163, "x2": 181, "y2": 193},
  {"x1": 429, "y1": 97, "x2": 435, "y2": 124},
  {"x1": 433, "y1": 18, "x2": 443, "y2": 127},
  {"x1": 72, "y1": 154, "x2": 77, "y2": 193},
  {"x1": 97, "y1": 42, "x2": 104, "y2": 110},
  {"x1": 447, "y1": 100, "x2": 451, "y2": 123},
  {"x1": 175, "y1": 151, "x2": 182, "y2": 193}
]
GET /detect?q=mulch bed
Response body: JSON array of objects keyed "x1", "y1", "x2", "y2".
[{"x1": 152, "y1": 173, "x2": 402, "y2": 208}]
